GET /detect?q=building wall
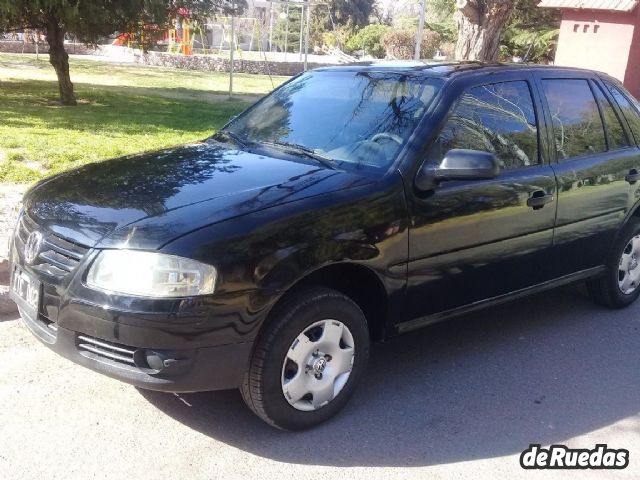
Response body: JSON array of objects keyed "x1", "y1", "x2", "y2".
[
  {"x1": 625, "y1": 10, "x2": 640, "y2": 97},
  {"x1": 554, "y1": 9, "x2": 640, "y2": 97}
]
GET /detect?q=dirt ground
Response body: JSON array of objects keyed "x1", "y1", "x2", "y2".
[
  {"x1": 0, "y1": 183, "x2": 26, "y2": 262},
  {"x1": 1, "y1": 285, "x2": 639, "y2": 480},
  {"x1": 0, "y1": 183, "x2": 27, "y2": 314}
]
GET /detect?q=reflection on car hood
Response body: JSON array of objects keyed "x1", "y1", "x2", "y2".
[{"x1": 24, "y1": 142, "x2": 370, "y2": 249}]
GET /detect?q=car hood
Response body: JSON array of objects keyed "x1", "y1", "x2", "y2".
[{"x1": 24, "y1": 142, "x2": 370, "y2": 249}]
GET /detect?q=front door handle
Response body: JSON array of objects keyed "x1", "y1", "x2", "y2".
[
  {"x1": 626, "y1": 169, "x2": 640, "y2": 184},
  {"x1": 527, "y1": 190, "x2": 554, "y2": 210}
]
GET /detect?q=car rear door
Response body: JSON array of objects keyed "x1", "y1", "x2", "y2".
[
  {"x1": 533, "y1": 71, "x2": 640, "y2": 278},
  {"x1": 403, "y1": 72, "x2": 557, "y2": 324}
]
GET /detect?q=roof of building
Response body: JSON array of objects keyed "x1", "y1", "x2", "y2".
[{"x1": 538, "y1": 0, "x2": 639, "y2": 12}]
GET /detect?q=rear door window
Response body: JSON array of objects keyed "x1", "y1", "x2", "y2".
[{"x1": 541, "y1": 79, "x2": 606, "y2": 160}]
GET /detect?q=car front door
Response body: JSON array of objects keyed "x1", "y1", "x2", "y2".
[
  {"x1": 534, "y1": 73, "x2": 640, "y2": 278},
  {"x1": 402, "y1": 74, "x2": 557, "y2": 327}
]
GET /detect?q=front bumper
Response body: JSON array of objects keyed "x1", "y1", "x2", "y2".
[
  {"x1": 13, "y1": 294, "x2": 253, "y2": 392},
  {"x1": 8, "y1": 212, "x2": 260, "y2": 393}
]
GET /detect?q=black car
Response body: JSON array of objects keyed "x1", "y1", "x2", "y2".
[{"x1": 10, "y1": 62, "x2": 640, "y2": 430}]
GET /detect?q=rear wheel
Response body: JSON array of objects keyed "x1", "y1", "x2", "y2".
[
  {"x1": 240, "y1": 287, "x2": 369, "y2": 430},
  {"x1": 587, "y1": 219, "x2": 640, "y2": 308}
]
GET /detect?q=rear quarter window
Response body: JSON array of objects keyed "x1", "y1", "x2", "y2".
[
  {"x1": 592, "y1": 82, "x2": 630, "y2": 150},
  {"x1": 605, "y1": 81, "x2": 640, "y2": 145}
]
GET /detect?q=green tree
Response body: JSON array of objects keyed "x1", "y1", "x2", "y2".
[
  {"x1": 454, "y1": 0, "x2": 561, "y2": 61},
  {"x1": 310, "y1": 0, "x2": 375, "y2": 49},
  {"x1": 345, "y1": 24, "x2": 390, "y2": 58},
  {"x1": 501, "y1": 26, "x2": 558, "y2": 62},
  {"x1": 382, "y1": 28, "x2": 441, "y2": 59},
  {"x1": 0, "y1": 1, "x2": 241, "y2": 106},
  {"x1": 500, "y1": 0, "x2": 561, "y2": 62},
  {"x1": 330, "y1": 0, "x2": 374, "y2": 26},
  {"x1": 510, "y1": 0, "x2": 560, "y2": 27},
  {"x1": 455, "y1": 0, "x2": 514, "y2": 60},
  {"x1": 273, "y1": 5, "x2": 302, "y2": 53}
]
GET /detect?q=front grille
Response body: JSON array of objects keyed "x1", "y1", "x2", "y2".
[
  {"x1": 77, "y1": 334, "x2": 137, "y2": 366},
  {"x1": 15, "y1": 213, "x2": 90, "y2": 278}
]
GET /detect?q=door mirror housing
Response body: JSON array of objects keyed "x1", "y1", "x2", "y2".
[{"x1": 415, "y1": 149, "x2": 500, "y2": 191}]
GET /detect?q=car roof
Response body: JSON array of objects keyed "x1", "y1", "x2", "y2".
[{"x1": 312, "y1": 61, "x2": 605, "y2": 79}]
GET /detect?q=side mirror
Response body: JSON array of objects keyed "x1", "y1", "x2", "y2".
[{"x1": 415, "y1": 149, "x2": 500, "y2": 191}]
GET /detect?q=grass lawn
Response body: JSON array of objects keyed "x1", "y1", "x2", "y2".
[{"x1": 0, "y1": 53, "x2": 288, "y2": 183}]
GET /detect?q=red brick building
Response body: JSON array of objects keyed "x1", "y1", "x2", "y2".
[{"x1": 539, "y1": 0, "x2": 640, "y2": 97}]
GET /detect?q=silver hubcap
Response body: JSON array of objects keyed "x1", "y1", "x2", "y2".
[
  {"x1": 281, "y1": 319, "x2": 355, "y2": 411},
  {"x1": 618, "y1": 234, "x2": 640, "y2": 294}
]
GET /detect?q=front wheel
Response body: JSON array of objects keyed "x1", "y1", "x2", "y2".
[
  {"x1": 240, "y1": 287, "x2": 370, "y2": 430},
  {"x1": 587, "y1": 219, "x2": 640, "y2": 308}
]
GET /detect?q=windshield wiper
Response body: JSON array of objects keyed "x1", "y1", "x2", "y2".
[
  {"x1": 212, "y1": 130, "x2": 250, "y2": 149},
  {"x1": 258, "y1": 140, "x2": 336, "y2": 170}
]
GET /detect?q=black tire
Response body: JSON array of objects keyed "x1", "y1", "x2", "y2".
[
  {"x1": 240, "y1": 286, "x2": 370, "y2": 430},
  {"x1": 587, "y1": 218, "x2": 640, "y2": 308}
]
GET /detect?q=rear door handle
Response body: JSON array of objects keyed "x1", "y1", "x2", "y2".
[
  {"x1": 626, "y1": 169, "x2": 640, "y2": 184},
  {"x1": 527, "y1": 190, "x2": 554, "y2": 210}
]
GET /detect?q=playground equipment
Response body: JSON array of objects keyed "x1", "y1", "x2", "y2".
[
  {"x1": 109, "y1": 0, "x2": 348, "y2": 71},
  {"x1": 265, "y1": 0, "x2": 336, "y2": 68},
  {"x1": 204, "y1": 17, "x2": 263, "y2": 56},
  {"x1": 20, "y1": 29, "x2": 44, "y2": 57},
  {"x1": 166, "y1": 17, "x2": 211, "y2": 55},
  {"x1": 166, "y1": 19, "x2": 194, "y2": 55},
  {"x1": 112, "y1": 8, "x2": 207, "y2": 56},
  {"x1": 166, "y1": 11, "x2": 197, "y2": 55}
]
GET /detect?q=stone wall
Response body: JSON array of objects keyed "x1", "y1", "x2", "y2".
[
  {"x1": 0, "y1": 40, "x2": 98, "y2": 55},
  {"x1": 0, "y1": 41, "x2": 337, "y2": 76},
  {"x1": 135, "y1": 51, "x2": 334, "y2": 76}
]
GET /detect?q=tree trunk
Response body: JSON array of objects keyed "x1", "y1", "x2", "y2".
[
  {"x1": 45, "y1": 17, "x2": 76, "y2": 106},
  {"x1": 454, "y1": 0, "x2": 514, "y2": 61}
]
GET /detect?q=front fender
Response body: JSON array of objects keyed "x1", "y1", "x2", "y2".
[
  {"x1": 621, "y1": 185, "x2": 640, "y2": 227},
  {"x1": 161, "y1": 176, "x2": 409, "y2": 341}
]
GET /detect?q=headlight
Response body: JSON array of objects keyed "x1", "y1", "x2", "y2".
[{"x1": 86, "y1": 250, "x2": 217, "y2": 297}]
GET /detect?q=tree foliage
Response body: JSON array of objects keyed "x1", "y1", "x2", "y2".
[
  {"x1": 3, "y1": 1, "x2": 149, "y2": 43},
  {"x1": 0, "y1": 1, "x2": 240, "y2": 43},
  {"x1": 509, "y1": 0, "x2": 561, "y2": 27},
  {"x1": 500, "y1": 0, "x2": 561, "y2": 62},
  {"x1": 448, "y1": 0, "x2": 561, "y2": 61},
  {"x1": 329, "y1": 0, "x2": 375, "y2": 27},
  {"x1": 345, "y1": 24, "x2": 390, "y2": 58},
  {"x1": 273, "y1": 5, "x2": 303, "y2": 53},
  {"x1": 501, "y1": 26, "x2": 558, "y2": 62},
  {"x1": 382, "y1": 29, "x2": 441, "y2": 60},
  {"x1": 0, "y1": 0, "x2": 241, "y2": 105},
  {"x1": 309, "y1": 0, "x2": 375, "y2": 49}
]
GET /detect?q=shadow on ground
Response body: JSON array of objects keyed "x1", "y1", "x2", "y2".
[{"x1": 140, "y1": 285, "x2": 640, "y2": 467}]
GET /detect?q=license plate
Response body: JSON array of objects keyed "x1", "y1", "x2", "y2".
[{"x1": 11, "y1": 266, "x2": 40, "y2": 313}]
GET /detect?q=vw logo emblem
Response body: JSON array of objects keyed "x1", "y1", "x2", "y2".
[
  {"x1": 313, "y1": 357, "x2": 327, "y2": 374},
  {"x1": 24, "y1": 230, "x2": 43, "y2": 265}
]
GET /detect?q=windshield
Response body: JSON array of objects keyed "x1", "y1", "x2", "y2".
[{"x1": 221, "y1": 70, "x2": 443, "y2": 173}]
